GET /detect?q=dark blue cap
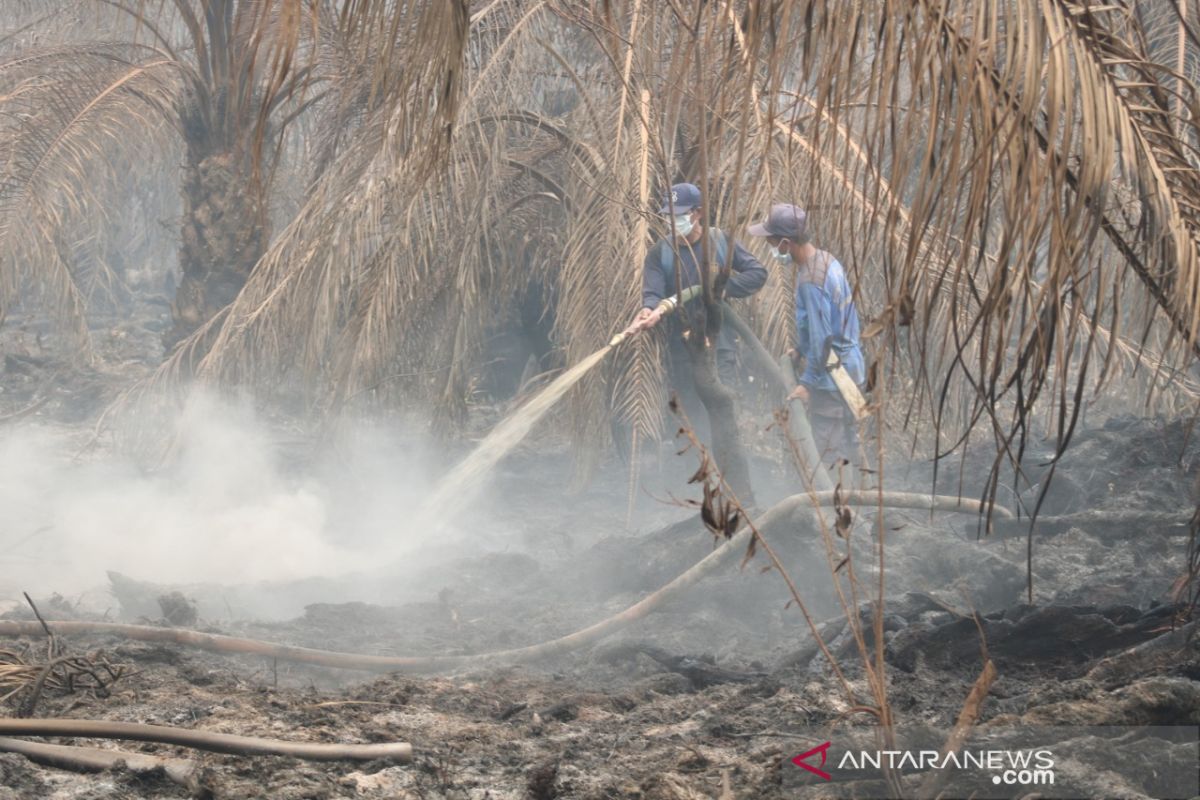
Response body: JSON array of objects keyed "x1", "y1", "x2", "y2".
[{"x1": 659, "y1": 183, "x2": 701, "y2": 214}]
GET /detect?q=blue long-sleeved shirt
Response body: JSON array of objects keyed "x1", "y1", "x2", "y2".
[{"x1": 795, "y1": 252, "x2": 865, "y2": 392}]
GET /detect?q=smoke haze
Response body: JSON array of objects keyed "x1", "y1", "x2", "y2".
[{"x1": 0, "y1": 393, "x2": 457, "y2": 618}]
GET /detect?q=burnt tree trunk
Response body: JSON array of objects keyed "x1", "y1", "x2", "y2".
[{"x1": 164, "y1": 129, "x2": 268, "y2": 350}]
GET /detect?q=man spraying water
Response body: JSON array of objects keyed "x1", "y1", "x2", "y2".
[{"x1": 623, "y1": 183, "x2": 768, "y2": 437}]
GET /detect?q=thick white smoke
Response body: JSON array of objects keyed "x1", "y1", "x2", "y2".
[{"x1": 0, "y1": 393, "x2": 454, "y2": 618}]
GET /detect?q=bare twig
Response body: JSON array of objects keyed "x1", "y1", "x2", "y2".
[
  {"x1": 303, "y1": 700, "x2": 408, "y2": 710},
  {"x1": 0, "y1": 396, "x2": 50, "y2": 425},
  {"x1": 19, "y1": 656, "x2": 73, "y2": 718},
  {"x1": 22, "y1": 593, "x2": 54, "y2": 642},
  {"x1": 1, "y1": 648, "x2": 124, "y2": 716},
  {"x1": 916, "y1": 659, "x2": 998, "y2": 798}
]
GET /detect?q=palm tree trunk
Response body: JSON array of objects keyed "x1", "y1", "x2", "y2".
[{"x1": 165, "y1": 136, "x2": 268, "y2": 349}]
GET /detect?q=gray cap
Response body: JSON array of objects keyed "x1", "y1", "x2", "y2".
[{"x1": 748, "y1": 203, "x2": 807, "y2": 239}]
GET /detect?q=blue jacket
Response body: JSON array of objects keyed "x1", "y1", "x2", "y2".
[
  {"x1": 641, "y1": 228, "x2": 768, "y2": 352},
  {"x1": 795, "y1": 252, "x2": 865, "y2": 392},
  {"x1": 642, "y1": 229, "x2": 767, "y2": 307}
]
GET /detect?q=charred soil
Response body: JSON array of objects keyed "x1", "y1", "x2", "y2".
[{"x1": 1, "y1": 342, "x2": 1198, "y2": 798}]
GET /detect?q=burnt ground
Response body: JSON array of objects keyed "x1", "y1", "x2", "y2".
[{"x1": 1, "y1": 316, "x2": 1199, "y2": 799}]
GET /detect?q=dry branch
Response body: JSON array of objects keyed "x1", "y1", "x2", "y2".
[
  {"x1": 1, "y1": 598, "x2": 124, "y2": 716},
  {"x1": 0, "y1": 737, "x2": 196, "y2": 788},
  {"x1": 916, "y1": 659, "x2": 998, "y2": 798},
  {"x1": 0, "y1": 396, "x2": 50, "y2": 425}
]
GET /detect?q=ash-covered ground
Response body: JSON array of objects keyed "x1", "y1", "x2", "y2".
[{"x1": 1, "y1": 317, "x2": 1198, "y2": 799}]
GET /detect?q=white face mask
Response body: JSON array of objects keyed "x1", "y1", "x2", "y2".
[{"x1": 671, "y1": 213, "x2": 694, "y2": 238}]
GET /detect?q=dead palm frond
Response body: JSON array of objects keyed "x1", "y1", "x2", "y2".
[
  {"x1": 0, "y1": 41, "x2": 178, "y2": 356},
  {"x1": 706, "y1": 0, "x2": 1200, "y2": 514},
  {"x1": 0, "y1": 1, "x2": 469, "y2": 350},
  {"x1": 109, "y1": 1, "x2": 473, "y2": 406}
]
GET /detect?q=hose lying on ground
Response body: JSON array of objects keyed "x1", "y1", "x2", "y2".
[
  {"x1": 0, "y1": 736, "x2": 197, "y2": 787},
  {"x1": 0, "y1": 491, "x2": 1010, "y2": 674},
  {"x1": 0, "y1": 719, "x2": 412, "y2": 762}
]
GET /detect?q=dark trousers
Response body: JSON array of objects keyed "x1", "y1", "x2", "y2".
[
  {"x1": 807, "y1": 388, "x2": 864, "y2": 480},
  {"x1": 665, "y1": 334, "x2": 738, "y2": 445}
]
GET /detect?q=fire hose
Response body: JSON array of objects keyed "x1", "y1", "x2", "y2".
[
  {"x1": 611, "y1": 288, "x2": 835, "y2": 490},
  {"x1": 0, "y1": 718, "x2": 411, "y2": 762}
]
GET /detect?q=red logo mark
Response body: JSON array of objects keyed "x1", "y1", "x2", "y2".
[{"x1": 791, "y1": 741, "x2": 832, "y2": 781}]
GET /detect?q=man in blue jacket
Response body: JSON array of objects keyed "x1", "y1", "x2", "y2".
[
  {"x1": 749, "y1": 203, "x2": 866, "y2": 469},
  {"x1": 625, "y1": 182, "x2": 768, "y2": 430}
]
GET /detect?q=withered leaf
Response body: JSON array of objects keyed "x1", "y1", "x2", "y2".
[
  {"x1": 740, "y1": 536, "x2": 758, "y2": 566},
  {"x1": 898, "y1": 292, "x2": 915, "y2": 326},
  {"x1": 865, "y1": 359, "x2": 880, "y2": 393}
]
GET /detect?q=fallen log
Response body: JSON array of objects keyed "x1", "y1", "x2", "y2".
[
  {"x1": 989, "y1": 509, "x2": 1190, "y2": 540},
  {"x1": 597, "y1": 642, "x2": 766, "y2": 689},
  {"x1": 0, "y1": 491, "x2": 1009, "y2": 673},
  {"x1": 1085, "y1": 620, "x2": 1199, "y2": 687},
  {"x1": 0, "y1": 736, "x2": 197, "y2": 788},
  {"x1": 886, "y1": 604, "x2": 1182, "y2": 672},
  {"x1": 0, "y1": 719, "x2": 411, "y2": 762}
]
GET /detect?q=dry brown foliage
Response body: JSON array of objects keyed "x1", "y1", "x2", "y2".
[{"x1": 3, "y1": 1, "x2": 1200, "y2": 497}]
